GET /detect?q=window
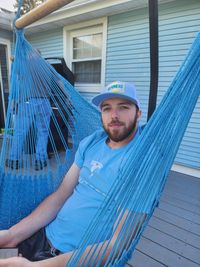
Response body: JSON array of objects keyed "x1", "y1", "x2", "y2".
[
  {"x1": 0, "y1": 41, "x2": 11, "y2": 128},
  {"x1": 64, "y1": 18, "x2": 107, "y2": 92},
  {"x1": 72, "y1": 33, "x2": 102, "y2": 83}
]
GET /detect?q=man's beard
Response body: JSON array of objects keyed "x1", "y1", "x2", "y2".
[{"x1": 102, "y1": 115, "x2": 138, "y2": 142}]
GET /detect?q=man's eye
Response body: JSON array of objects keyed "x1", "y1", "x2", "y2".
[
  {"x1": 120, "y1": 106, "x2": 129, "y2": 110},
  {"x1": 102, "y1": 107, "x2": 110, "y2": 112}
]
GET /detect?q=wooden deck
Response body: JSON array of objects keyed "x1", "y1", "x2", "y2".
[{"x1": 126, "y1": 171, "x2": 200, "y2": 267}]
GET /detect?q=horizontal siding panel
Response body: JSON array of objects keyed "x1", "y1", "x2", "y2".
[
  {"x1": 107, "y1": 43, "x2": 150, "y2": 52},
  {"x1": 108, "y1": 9, "x2": 147, "y2": 27},
  {"x1": 27, "y1": 29, "x2": 63, "y2": 58},
  {"x1": 159, "y1": 1, "x2": 200, "y2": 18},
  {"x1": 176, "y1": 145, "x2": 200, "y2": 155},
  {"x1": 159, "y1": 31, "x2": 198, "y2": 41},
  {"x1": 158, "y1": 25, "x2": 200, "y2": 37},
  {"x1": 175, "y1": 157, "x2": 199, "y2": 168},
  {"x1": 1, "y1": 29, "x2": 13, "y2": 40},
  {"x1": 175, "y1": 155, "x2": 199, "y2": 167}
]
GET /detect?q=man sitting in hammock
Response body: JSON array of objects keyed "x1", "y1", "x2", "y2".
[{"x1": 0, "y1": 81, "x2": 148, "y2": 267}]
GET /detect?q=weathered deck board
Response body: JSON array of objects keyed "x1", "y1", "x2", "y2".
[
  {"x1": 128, "y1": 171, "x2": 200, "y2": 267},
  {"x1": 153, "y1": 208, "x2": 200, "y2": 234},
  {"x1": 158, "y1": 202, "x2": 200, "y2": 223},
  {"x1": 160, "y1": 195, "x2": 200, "y2": 213},
  {"x1": 148, "y1": 217, "x2": 200, "y2": 249},
  {"x1": 143, "y1": 227, "x2": 200, "y2": 264},
  {"x1": 126, "y1": 249, "x2": 167, "y2": 267},
  {"x1": 130, "y1": 237, "x2": 200, "y2": 267}
]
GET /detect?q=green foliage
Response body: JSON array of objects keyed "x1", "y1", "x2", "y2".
[{"x1": 14, "y1": 0, "x2": 46, "y2": 14}]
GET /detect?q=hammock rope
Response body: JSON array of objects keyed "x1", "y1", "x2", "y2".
[
  {"x1": 0, "y1": 2, "x2": 199, "y2": 266},
  {"x1": 0, "y1": 28, "x2": 101, "y2": 228}
]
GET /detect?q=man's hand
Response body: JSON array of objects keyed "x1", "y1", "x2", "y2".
[{"x1": 0, "y1": 257, "x2": 33, "y2": 267}]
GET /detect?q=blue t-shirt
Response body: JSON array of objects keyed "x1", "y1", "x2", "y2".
[{"x1": 46, "y1": 127, "x2": 143, "y2": 253}]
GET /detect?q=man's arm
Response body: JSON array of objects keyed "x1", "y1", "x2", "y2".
[
  {"x1": 0, "y1": 163, "x2": 80, "y2": 248},
  {"x1": 0, "y1": 210, "x2": 146, "y2": 267},
  {"x1": 38, "y1": 210, "x2": 146, "y2": 267},
  {"x1": 34, "y1": 211, "x2": 146, "y2": 267},
  {"x1": 72, "y1": 210, "x2": 146, "y2": 267}
]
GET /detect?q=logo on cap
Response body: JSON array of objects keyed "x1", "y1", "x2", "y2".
[{"x1": 107, "y1": 82, "x2": 125, "y2": 94}]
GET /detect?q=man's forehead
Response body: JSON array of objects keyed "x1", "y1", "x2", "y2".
[{"x1": 101, "y1": 98, "x2": 134, "y2": 107}]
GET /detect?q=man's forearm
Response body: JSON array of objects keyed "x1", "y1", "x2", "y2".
[
  {"x1": 4, "y1": 164, "x2": 80, "y2": 247},
  {"x1": 8, "y1": 191, "x2": 66, "y2": 246}
]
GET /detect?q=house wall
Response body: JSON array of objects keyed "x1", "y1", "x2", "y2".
[
  {"x1": 27, "y1": 29, "x2": 63, "y2": 58},
  {"x1": 0, "y1": 29, "x2": 13, "y2": 41},
  {"x1": 27, "y1": 0, "x2": 200, "y2": 171},
  {"x1": 106, "y1": 0, "x2": 200, "y2": 170}
]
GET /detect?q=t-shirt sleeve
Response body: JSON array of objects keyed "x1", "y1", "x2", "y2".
[
  {"x1": 74, "y1": 139, "x2": 86, "y2": 168},
  {"x1": 74, "y1": 129, "x2": 105, "y2": 168}
]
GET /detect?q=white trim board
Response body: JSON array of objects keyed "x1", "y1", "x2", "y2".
[{"x1": 171, "y1": 164, "x2": 200, "y2": 179}]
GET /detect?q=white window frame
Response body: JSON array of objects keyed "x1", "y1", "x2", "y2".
[
  {"x1": 0, "y1": 38, "x2": 12, "y2": 123},
  {"x1": 0, "y1": 38, "x2": 12, "y2": 86},
  {"x1": 63, "y1": 18, "x2": 107, "y2": 93}
]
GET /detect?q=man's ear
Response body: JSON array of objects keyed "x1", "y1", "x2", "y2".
[{"x1": 137, "y1": 110, "x2": 142, "y2": 121}]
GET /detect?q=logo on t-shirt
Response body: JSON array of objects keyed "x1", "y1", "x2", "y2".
[{"x1": 90, "y1": 160, "x2": 103, "y2": 176}]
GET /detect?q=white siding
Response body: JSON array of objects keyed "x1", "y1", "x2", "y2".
[{"x1": 106, "y1": 0, "x2": 200, "y2": 169}]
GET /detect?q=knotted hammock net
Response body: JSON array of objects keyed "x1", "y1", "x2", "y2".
[
  {"x1": 0, "y1": 15, "x2": 199, "y2": 267},
  {"x1": 0, "y1": 28, "x2": 101, "y2": 228}
]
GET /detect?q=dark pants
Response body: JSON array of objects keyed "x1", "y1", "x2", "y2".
[{"x1": 18, "y1": 228, "x2": 60, "y2": 261}]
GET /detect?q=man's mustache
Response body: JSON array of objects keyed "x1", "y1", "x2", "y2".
[{"x1": 108, "y1": 120, "x2": 125, "y2": 126}]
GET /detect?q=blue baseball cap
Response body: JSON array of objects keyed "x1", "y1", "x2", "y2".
[{"x1": 92, "y1": 81, "x2": 140, "y2": 109}]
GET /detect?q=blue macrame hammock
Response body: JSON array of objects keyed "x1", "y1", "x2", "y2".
[
  {"x1": 0, "y1": 28, "x2": 101, "y2": 228},
  {"x1": 0, "y1": 11, "x2": 199, "y2": 267}
]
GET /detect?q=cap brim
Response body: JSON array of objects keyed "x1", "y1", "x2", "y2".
[{"x1": 92, "y1": 92, "x2": 138, "y2": 107}]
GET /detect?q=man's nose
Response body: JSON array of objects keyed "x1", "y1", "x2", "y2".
[{"x1": 111, "y1": 109, "x2": 119, "y2": 119}]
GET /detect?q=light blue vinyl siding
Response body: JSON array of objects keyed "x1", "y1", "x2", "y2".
[
  {"x1": 106, "y1": 9, "x2": 150, "y2": 123},
  {"x1": 27, "y1": 29, "x2": 63, "y2": 58},
  {"x1": 0, "y1": 29, "x2": 13, "y2": 41},
  {"x1": 24, "y1": 0, "x2": 199, "y2": 170},
  {"x1": 106, "y1": 0, "x2": 200, "y2": 169}
]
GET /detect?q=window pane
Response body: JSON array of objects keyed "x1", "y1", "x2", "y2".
[
  {"x1": 73, "y1": 33, "x2": 102, "y2": 60},
  {"x1": 72, "y1": 60, "x2": 101, "y2": 83}
]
